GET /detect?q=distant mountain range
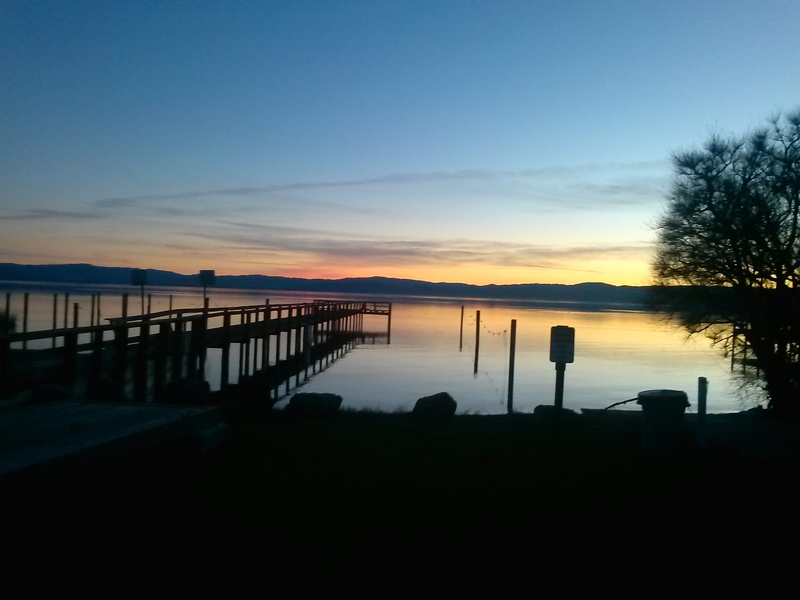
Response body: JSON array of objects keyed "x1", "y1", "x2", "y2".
[{"x1": 0, "y1": 262, "x2": 657, "y2": 309}]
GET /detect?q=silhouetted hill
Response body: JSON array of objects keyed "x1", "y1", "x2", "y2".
[{"x1": 0, "y1": 262, "x2": 653, "y2": 308}]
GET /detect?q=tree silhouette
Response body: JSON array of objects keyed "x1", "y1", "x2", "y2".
[{"x1": 651, "y1": 109, "x2": 800, "y2": 416}]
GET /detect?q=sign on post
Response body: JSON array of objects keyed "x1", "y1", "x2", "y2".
[
  {"x1": 199, "y1": 270, "x2": 216, "y2": 287},
  {"x1": 131, "y1": 269, "x2": 147, "y2": 315},
  {"x1": 199, "y1": 270, "x2": 216, "y2": 302},
  {"x1": 549, "y1": 325, "x2": 575, "y2": 363},
  {"x1": 549, "y1": 325, "x2": 575, "y2": 410},
  {"x1": 131, "y1": 269, "x2": 147, "y2": 287}
]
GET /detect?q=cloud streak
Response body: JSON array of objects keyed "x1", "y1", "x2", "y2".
[
  {"x1": 180, "y1": 221, "x2": 649, "y2": 271},
  {"x1": 0, "y1": 209, "x2": 104, "y2": 221},
  {"x1": 90, "y1": 161, "x2": 669, "y2": 211}
]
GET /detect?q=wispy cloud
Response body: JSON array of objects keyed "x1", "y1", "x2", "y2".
[
  {"x1": 0, "y1": 209, "x2": 104, "y2": 221},
  {"x1": 90, "y1": 161, "x2": 669, "y2": 212},
  {"x1": 178, "y1": 220, "x2": 649, "y2": 270}
]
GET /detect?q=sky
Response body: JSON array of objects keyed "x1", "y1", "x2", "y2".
[{"x1": 1, "y1": 1, "x2": 799, "y2": 287}]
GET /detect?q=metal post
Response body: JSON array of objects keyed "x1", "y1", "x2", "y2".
[{"x1": 554, "y1": 363, "x2": 566, "y2": 410}]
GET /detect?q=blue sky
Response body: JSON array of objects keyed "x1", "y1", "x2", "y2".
[{"x1": 1, "y1": 0, "x2": 798, "y2": 286}]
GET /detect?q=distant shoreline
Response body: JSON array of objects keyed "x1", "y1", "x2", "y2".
[{"x1": 0, "y1": 262, "x2": 656, "y2": 310}]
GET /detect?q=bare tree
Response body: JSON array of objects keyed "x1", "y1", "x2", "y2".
[{"x1": 651, "y1": 109, "x2": 800, "y2": 416}]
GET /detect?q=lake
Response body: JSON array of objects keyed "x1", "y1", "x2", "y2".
[{"x1": 1, "y1": 281, "x2": 765, "y2": 414}]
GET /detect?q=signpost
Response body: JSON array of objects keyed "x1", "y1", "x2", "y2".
[
  {"x1": 131, "y1": 269, "x2": 147, "y2": 315},
  {"x1": 549, "y1": 325, "x2": 575, "y2": 410},
  {"x1": 199, "y1": 270, "x2": 216, "y2": 301}
]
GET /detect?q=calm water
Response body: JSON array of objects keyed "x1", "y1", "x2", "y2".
[{"x1": 1, "y1": 281, "x2": 765, "y2": 414}]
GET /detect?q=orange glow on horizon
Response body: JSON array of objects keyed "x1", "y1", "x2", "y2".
[
  {"x1": 219, "y1": 262, "x2": 653, "y2": 287},
  {"x1": 8, "y1": 253, "x2": 652, "y2": 288}
]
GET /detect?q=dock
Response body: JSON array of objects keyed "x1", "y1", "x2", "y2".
[{"x1": 0, "y1": 297, "x2": 391, "y2": 479}]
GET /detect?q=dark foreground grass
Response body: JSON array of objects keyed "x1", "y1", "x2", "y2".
[{"x1": 3, "y1": 407, "x2": 799, "y2": 592}]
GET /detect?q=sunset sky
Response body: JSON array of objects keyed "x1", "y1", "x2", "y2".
[{"x1": 2, "y1": 1, "x2": 798, "y2": 287}]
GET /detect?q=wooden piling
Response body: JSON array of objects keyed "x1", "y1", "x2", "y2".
[
  {"x1": 459, "y1": 305, "x2": 464, "y2": 350},
  {"x1": 134, "y1": 321, "x2": 149, "y2": 401},
  {"x1": 474, "y1": 310, "x2": 481, "y2": 374},
  {"x1": 154, "y1": 322, "x2": 170, "y2": 397},
  {"x1": 294, "y1": 306, "x2": 302, "y2": 387},
  {"x1": 220, "y1": 312, "x2": 231, "y2": 389},
  {"x1": 52, "y1": 294, "x2": 57, "y2": 348},
  {"x1": 261, "y1": 299, "x2": 270, "y2": 388},
  {"x1": 171, "y1": 312, "x2": 184, "y2": 381},
  {"x1": 508, "y1": 319, "x2": 516, "y2": 414},
  {"x1": 273, "y1": 307, "x2": 282, "y2": 401},
  {"x1": 62, "y1": 329, "x2": 77, "y2": 386},
  {"x1": 23, "y1": 293, "x2": 28, "y2": 350}
]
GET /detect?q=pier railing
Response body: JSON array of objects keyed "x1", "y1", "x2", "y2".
[{"x1": 0, "y1": 299, "x2": 392, "y2": 405}]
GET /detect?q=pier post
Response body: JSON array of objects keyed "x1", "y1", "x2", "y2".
[
  {"x1": 508, "y1": 319, "x2": 516, "y2": 414},
  {"x1": 172, "y1": 313, "x2": 184, "y2": 381},
  {"x1": 273, "y1": 307, "x2": 282, "y2": 401},
  {"x1": 251, "y1": 309, "x2": 258, "y2": 376},
  {"x1": 459, "y1": 305, "x2": 464, "y2": 350},
  {"x1": 294, "y1": 306, "x2": 302, "y2": 387},
  {"x1": 474, "y1": 310, "x2": 481, "y2": 374},
  {"x1": 62, "y1": 330, "x2": 78, "y2": 387},
  {"x1": 112, "y1": 295, "x2": 129, "y2": 385},
  {"x1": 154, "y1": 322, "x2": 170, "y2": 398},
  {"x1": 134, "y1": 322, "x2": 149, "y2": 401},
  {"x1": 188, "y1": 315, "x2": 207, "y2": 381},
  {"x1": 199, "y1": 297, "x2": 209, "y2": 378},
  {"x1": 52, "y1": 294, "x2": 57, "y2": 348},
  {"x1": 0, "y1": 336, "x2": 8, "y2": 398},
  {"x1": 244, "y1": 309, "x2": 251, "y2": 377},
  {"x1": 90, "y1": 319, "x2": 104, "y2": 388},
  {"x1": 310, "y1": 304, "x2": 318, "y2": 374},
  {"x1": 23, "y1": 293, "x2": 29, "y2": 350},
  {"x1": 261, "y1": 300, "x2": 270, "y2": 388},
  {"x1": 238, "y1": 309, "x2": 245, "y2": 380},
  {"x1": 284, "y1": 306, "x2": 293, "y2": 396},
  {"x1": 220, "y1": 312, "x2": 231, "y2": 389}
]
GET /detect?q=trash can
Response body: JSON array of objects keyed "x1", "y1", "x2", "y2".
[{"x1": 636, "y1": 389, "x2": 690, "y2": 454}]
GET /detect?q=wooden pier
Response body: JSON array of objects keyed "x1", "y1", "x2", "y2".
[
  {"x1": 0, "y1": 298, "x2": 392, "y2": 406},
  {"x1": 0, "y1": 297, "x2": 391, "y2": 479}
]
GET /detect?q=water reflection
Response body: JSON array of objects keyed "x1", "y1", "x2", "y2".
[
  {"x1": 1, "y1": 283, "x2": 763, "y2": 414},
  {"x1": 294, "y1": 302, "x2": 754, "y2": 414}
]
